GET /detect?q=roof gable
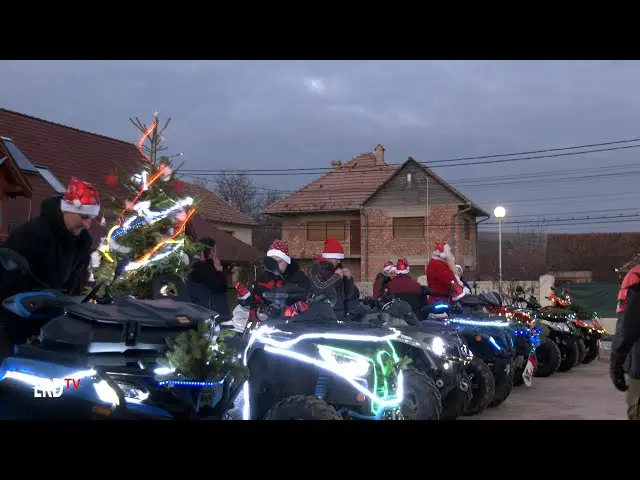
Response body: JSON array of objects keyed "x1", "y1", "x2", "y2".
[
  {"x1": 364, "y1": 157, "x2": 490, "y2": 216},
  {"x1": 264, "y1": 152, "x2": 397, "y2": 214},
  {"x1": 0, "y1": 108, "x2": 254, "y2": 227},
  {"x1": 264, "y1": 151, "x2": 488, "y2": 217}
]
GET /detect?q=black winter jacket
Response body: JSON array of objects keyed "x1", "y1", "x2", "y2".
[
  {"x1": 309, "y1": 258, "x2": 355, "y2": 315},
  {"x1": 611, "y1": 267, "x2": 640, "y2": 379},
  {"x1": 254, "y1": 258, "x2": 310, "y2": 303},
  {"x1": 0, "y1": 196, "x2": 92, "y2": 300},
  {"x1": 187, "y1": 259, "x2": 230, "y2": 315}
]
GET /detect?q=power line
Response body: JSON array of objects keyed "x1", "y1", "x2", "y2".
[
  {"x1": 181, "y1": 141, "x2": 640, "y2": 175},
  {"x1": 245, "y1": 213, "x2": 640, "y2": 231},
  {"x1": 181, "y1": 167, "x2": 640, "y2": 196}
]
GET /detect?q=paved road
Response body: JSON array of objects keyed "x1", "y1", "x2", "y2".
[{"x1": 465, "y1": 351, "x2": 626, "y2": 420}]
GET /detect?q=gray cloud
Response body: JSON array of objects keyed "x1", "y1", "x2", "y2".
[{"x1": 2, "y1": 60, "x2": 640, "y2": 232}]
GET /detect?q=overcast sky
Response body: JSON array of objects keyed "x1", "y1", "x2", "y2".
[{"x1": 1, "y1": 60, "x2": 639, "y2": 233}]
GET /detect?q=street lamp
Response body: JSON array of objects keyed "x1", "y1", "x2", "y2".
[{"x1": 493, "y1": 206, "x2": 506, "y2": 303}]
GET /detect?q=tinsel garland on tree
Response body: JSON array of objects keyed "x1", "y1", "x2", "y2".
[{"x1": 89, "y1": 113, "x2": 203, "y2": 299}]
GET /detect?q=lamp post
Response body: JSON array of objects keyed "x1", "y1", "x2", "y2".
[{"x1": 493, "y1": 206, "x2": 506, "y2": 302}]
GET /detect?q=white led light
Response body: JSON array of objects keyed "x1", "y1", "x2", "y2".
[
  {"x1": 317, "y1": 345, "x2": 370, "y2": 378},
  {"x1": 431, "y1": 336, "x2": 447, "y2": 356}
]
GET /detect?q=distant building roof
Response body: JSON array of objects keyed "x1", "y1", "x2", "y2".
[{"x1": 264, "y1": 150, "x2": 488, "y2": 216}]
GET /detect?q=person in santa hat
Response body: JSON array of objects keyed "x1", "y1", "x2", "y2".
[
  {"x1": 187, "y1": 237, "x2": 229, "y2": 316},
  {"x1": 253, "y1": 239, "x2": 310, "y2": 305},
  {"x1": 425, "y1": 242, "x2": 470, "y2": 303},
  {"x1": 386, "y1": 257, "x2": 424, "y2": 313},
  {"x1": 309, "y1": 237, "x2": 356, "y2": 316},
  {"x1": 373, "y1": 260, "x2": 396, "y2": 299},
  {"x1": 455, "y1": 264, "x2": 472, "y2": 292},
  {"x1": 0, "y1": 177, "x2": 98, "y2": 343}
]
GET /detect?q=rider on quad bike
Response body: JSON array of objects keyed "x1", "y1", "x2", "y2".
[
  {"x1": 372, "y1": 261, "x2": 396, "y2": 299},
  {"x1": 386, "y1": 258, "x2": 424, "y2": 316},
  {"x1": 247, "y1": 240, "x2": 311, "y2": 322},
  {"x1": 308, "y1": 238, "x2": 356, "y2": 317},
  {"x1": 0, "y1": 178, "x2": 98, "y2": 349},
  {"x1": 425, "y1": 242, "x2": 470, "y2": 305}
]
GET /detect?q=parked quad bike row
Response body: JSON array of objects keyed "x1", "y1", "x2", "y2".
[{"x1": 0, "y1": 250, "x2": 606, "y2": 420}]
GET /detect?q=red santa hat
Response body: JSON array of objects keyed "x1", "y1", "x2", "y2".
[
  {"x1": 383, "y1": 260, "x2": 394, "y2": 273},
  {"x1": 321, "y1": 237, "x2": 344, "y2": 260},
  {"x1": 396, "y1": 257, "x2": 410, "y2": 275},
  {"x1": 267, "y1": 239, "x2": 291, "y2": 264},
  {"x1": 60, "y1": 177, "x2": 101, "y2": 217},
  {"x1": 432, "y1": 241, "x2": 452, "y2": 260},
  {"x1": 235, "y1": 282, "x2": 251, "y2": 301}
]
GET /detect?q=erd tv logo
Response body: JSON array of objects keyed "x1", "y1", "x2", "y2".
[{"x1": 33, "y1": 378, "x2": 82, "y2": 398}]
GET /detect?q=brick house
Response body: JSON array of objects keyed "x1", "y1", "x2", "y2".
[
  {"x1": 264, "y1": 145, "x2": 489, "y2": 281},
  {"x1": 546, "y1": 232, "x2": 640, "y2": 283},
  {"x1": 0, "y1": 108, "x2": 261, "y2": 272}
]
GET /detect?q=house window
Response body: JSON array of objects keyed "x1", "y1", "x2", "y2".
[
  {"x1": 392, "y1": 217, "x2": 424, "y2": 239},
  {"x1": 307, "y1": 221, "x2": 346, "y2": 241},
  {"x1": 464, "y1": 219, "x2": 470, "y2": 241},
  {"x1": 0, "y1": 137, "x2": 39, "y2": 173},
  {"x1": 34, "y1": 165, "x2": 67, "y2": 194}
]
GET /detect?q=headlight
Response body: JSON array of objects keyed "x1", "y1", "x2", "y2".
[
  {"x1": 431, "y1": 336, "x2": 447, "y2": 356},
  {"x1": 317, "y1": 345, "x2": 370, "y2": 378}
]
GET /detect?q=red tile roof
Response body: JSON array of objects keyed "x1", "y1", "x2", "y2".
[
  {"x1": 187, "y1": 214, "x2": 261, "y2": 263},
  {"x1": 0, "y1": 108, "x2": 258, "y2": 262},
  {"x1": 264, "y1": 152, "x2": 488, "y2": 216},
  {"x1": 0, "y1": 108, "x2": 255, "y2": 226},
  {"x1": 546, "y1": 232, "x2": 640, "y2": 282},
  {"x1": 264, "y1": 152, "x2": 396, "y2": 214},
  {"x1": 182, "y1": 183, "x2": 256, "y2": 226}
]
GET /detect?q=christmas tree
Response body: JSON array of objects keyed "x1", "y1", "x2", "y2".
[{"x1": 90, "y1": 112, "x2": 200, "y2": 298}]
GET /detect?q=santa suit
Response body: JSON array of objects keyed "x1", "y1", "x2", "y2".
[{"x1": 425, "y1": 243, "x2": 470, "y2": 302}]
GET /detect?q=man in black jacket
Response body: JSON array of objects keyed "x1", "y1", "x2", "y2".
[
  {"x1": 309, "y1": 238, "x2": 355, "y2": 317},
  {"x1": 255, "y1": 240, "x2": 310, "y2": 298},
  {"x1": 0, "y1": 177, "x2": 98, "y2": 344},
  {"x1": 187, "y1": 237, "x2": 229, "y2": 316},
  {"x1": 610, "y1": 264, "x2": 640, "y2": 420}
]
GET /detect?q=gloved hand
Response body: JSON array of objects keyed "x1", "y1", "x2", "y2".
[{"x1": 610, "y1": 365, "x2": 628, "y2": 392}]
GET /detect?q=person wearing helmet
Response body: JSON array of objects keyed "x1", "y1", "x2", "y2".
[{"x1": 610, "y1": 264, "x2": 640, "y2": 420}]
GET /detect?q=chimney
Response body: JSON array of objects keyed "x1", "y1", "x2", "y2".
[
  {"x1": 374, "y1": 144, "x2": 385, "y2": 166},
  {"x1": 331, "y1": 160, "x2": 342, "y2": 170}
]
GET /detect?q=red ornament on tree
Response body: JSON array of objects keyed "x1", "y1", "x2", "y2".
[
  {"x1": 170, "y1": 179, "x2": 184, "y2": 192},
  {"x1": 105, "y1": 173, "x2": 119, "y2": 188}
]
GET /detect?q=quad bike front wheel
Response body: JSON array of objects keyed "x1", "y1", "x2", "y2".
[
  {"x1": 264, "y1": 395, "x2": 342, "y2": 420},
  {"x1": 582, "y1": 343, "x2": 599, "y2": 364},
  {"x1": 534, "y1": 338, "x2": 561, "y2": 377},
  {"x1": 401, "y1": 367, "x2": 442, "y2": 420},
  {"x1": 557, "y1": 338, "x2": 579, "y2": 372},
  {"x1": 575, "y1": 338, "x2": 587, "y2": 365},
  {"x1": 463, "y1": 358, "x2": 495, "y2": 416},
  {"x1": 490, "y1": 362, "x2": 514, "y2": 408},
  {"x1": 441, "y1": 369, "x2": 472, "y2": 420}
]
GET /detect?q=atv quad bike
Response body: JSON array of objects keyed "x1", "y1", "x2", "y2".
[
  {"x1": 0, "y1": 249, "x2": 244, "y2": 420},
  {"x1": 239, "y1": 258, "x2": 440, "y2": 420},
  {"x1": 242, "y1": 309, "x2": 425, "y2": 420},
  {"x1": 525, "y1": 294, "x2": 581, "y2": 373},
  {"x1": 423, "y1": 291, "x2": 516, "y2": 412},
  {"x1": 350, "y1": 296, "x2": 473, "y2": 420}
]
